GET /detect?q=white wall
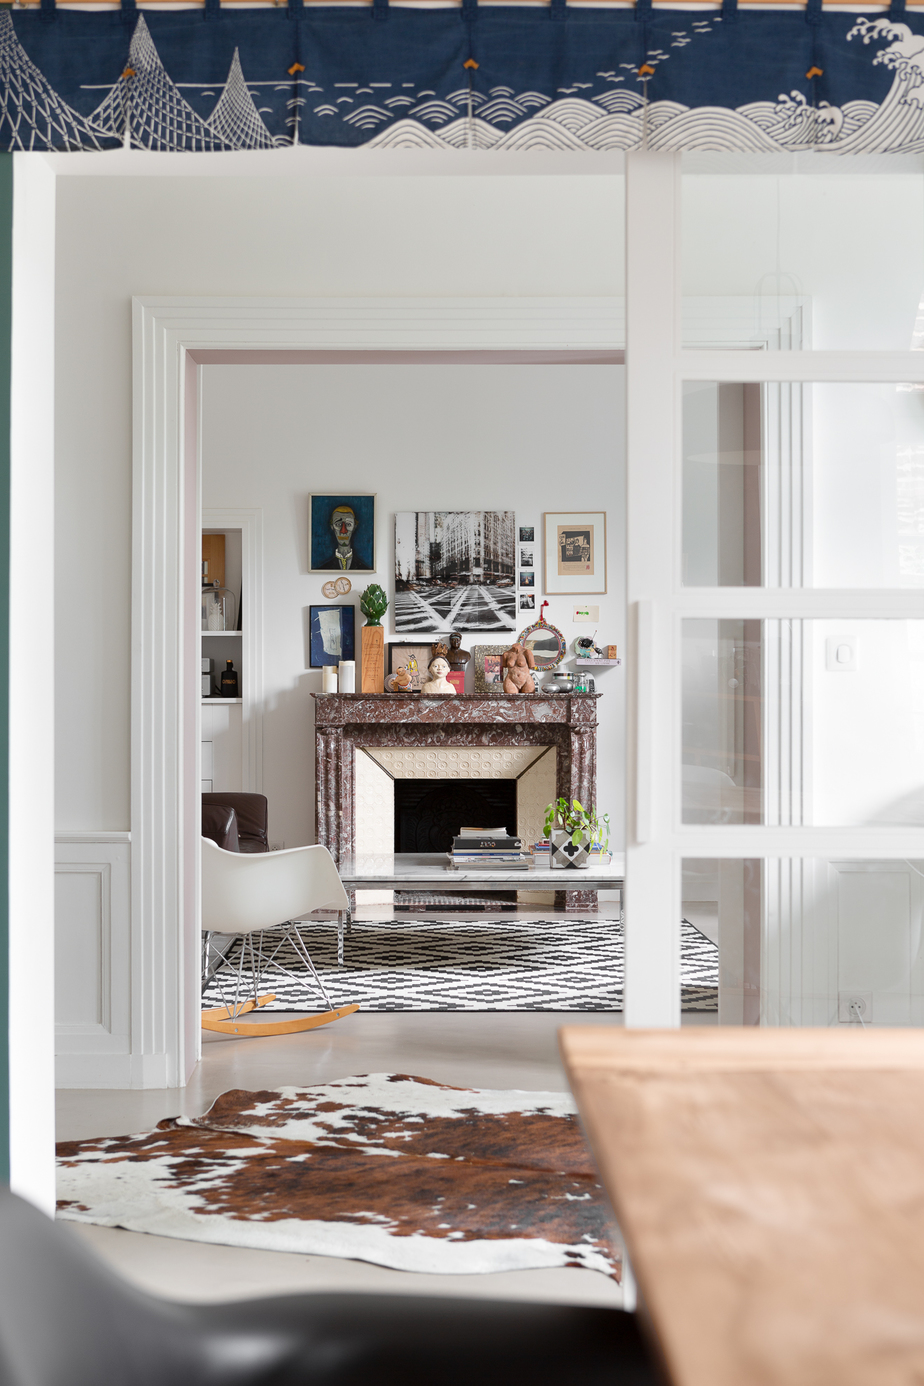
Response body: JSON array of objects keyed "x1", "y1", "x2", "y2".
[
  {"x1": 54, "y1": 171, "x2": 625, "y2": 838},
  {"x1": 683, "y1": 171, "x2": 924, "y2": 351},
  {"x1": 202, "y1": 362, "x2": 625, "y2": 849}
]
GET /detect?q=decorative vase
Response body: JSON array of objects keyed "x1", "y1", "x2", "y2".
[{"x1": 550, "y1": 828, "x2": 590, "y2": 869}]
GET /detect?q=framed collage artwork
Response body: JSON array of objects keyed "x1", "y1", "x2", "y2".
[{"x1": 543, "y1": 512, "x2": 607, "y2": 595}]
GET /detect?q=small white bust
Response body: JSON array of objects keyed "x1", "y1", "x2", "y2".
[{"x1": 421, "y1": 655, "x2": 454, "y2": 695}]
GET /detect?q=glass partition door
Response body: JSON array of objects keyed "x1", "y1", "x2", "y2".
[{"x1": 624, "y1": 150, "x2": 924, "y2": 1027}]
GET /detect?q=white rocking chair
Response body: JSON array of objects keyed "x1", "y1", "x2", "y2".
[{"x1": 201, "y1": 837, "x2": 358, "y2": 1036}]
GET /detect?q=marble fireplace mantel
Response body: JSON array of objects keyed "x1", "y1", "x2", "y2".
[{"x1": 312, "y1": 692, "x2": 600, "y2": 908}]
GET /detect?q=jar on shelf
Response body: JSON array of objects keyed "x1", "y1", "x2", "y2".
[{"x1": 201, "y1": 580, "x2": 236, "y2": 632}]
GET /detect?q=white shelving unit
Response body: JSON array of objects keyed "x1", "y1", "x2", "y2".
[{"x1": 200, "y1": 510, "x2": 263, "y2": 793}]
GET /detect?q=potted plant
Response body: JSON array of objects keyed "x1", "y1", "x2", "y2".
[{"x1": 543, "y1": 797, "x2": 610, "y2": 870}]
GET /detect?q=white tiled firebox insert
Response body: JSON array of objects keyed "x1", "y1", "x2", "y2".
[{"x1": 354, "y1": 745, "x2": 557, "y2": 906}]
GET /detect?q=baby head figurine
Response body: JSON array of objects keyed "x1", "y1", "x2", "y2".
[{"x1": 421, "y1": 655, "x2": 455, "y2": 695}]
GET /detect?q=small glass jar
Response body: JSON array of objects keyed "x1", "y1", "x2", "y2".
[{"x1": 201, "y1": 580, "x2": 235, "y2": 632}]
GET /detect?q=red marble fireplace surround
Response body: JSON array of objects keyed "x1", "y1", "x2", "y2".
[{"x1": 312, "y1": 691, "x2": 600, "y2": 908}]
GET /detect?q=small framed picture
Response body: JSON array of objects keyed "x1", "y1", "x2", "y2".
[
  {"x1": 310, "y1": 494, "x2": 376, "y2": 573},
  {"x1": 309, "y1": 605, "x2": 355, "y2": 668},
  {"x1": 543, "y1": 511, "x2": 607, "y2": 595},
  {"x1": 473, "y1": 645, "x2": 509, "y2": 696},
  {"x1": 520, "y1": 549, "x2": 534, "y2": 568},
  {"x1": 387, "y1": 642, "x2": 432, "y2": 691},
  {"x1": 519, "y1": 571, "x2": 535, "y2": 588},
  {"x1": 519, "y1": 526, "x2": 535, "y2": 543},
  {"x1": 520, "y1": 594, "x2": 535, "y2": 611}
]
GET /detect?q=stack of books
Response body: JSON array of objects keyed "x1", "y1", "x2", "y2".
[
  {"x1": 532, "y1": 839, "x2": 551, "y2": 860},
  {"x1": 450, "y1": 827, "x2": 530, "y2": 869}
]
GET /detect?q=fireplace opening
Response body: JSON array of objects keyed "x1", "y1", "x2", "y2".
[
  {"x1": 394, "y1": 779, "x2": 517, "y2": 853},
  {"x1": 393, "y1": 778, "x2": 518, "y2": 911}
]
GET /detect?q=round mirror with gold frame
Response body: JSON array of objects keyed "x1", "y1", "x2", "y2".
[{"x1": 518, "y1": 619, "x2": 566, "y2": 671}]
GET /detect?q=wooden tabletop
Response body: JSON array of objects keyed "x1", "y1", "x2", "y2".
[{"x1": 560, "y1": 1026, "x2": 924, "y2": 1386}]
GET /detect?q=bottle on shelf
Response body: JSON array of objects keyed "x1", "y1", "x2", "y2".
[{"x1": 220, "y1": 659, "x2": 239, "y2": 699}]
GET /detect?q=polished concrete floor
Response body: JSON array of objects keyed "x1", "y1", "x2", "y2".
[{"x1": 58, "y1": 1008, "x2": 629, "y2": 1309}]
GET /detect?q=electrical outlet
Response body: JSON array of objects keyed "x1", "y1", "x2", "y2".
[{"x1": 838, "y1": 991, "x2": 872, "y2": 1023}]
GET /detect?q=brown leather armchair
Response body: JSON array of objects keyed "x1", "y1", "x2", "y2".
[{"x1": 201, "y1": 793, "x2": 269, "y2": 853}]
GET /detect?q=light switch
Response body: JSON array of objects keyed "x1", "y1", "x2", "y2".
[{"x1": 825, "y1": 636, "x2": 859, "y2": 671}]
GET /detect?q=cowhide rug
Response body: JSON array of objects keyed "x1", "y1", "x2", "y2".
[{"x1": 56, "y1": 1073, "x2": 621, "y2": 1279}]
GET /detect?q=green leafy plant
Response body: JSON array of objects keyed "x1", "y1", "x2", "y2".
[
  {"x1": 543, "y1": 797, "x2": 610, "y2": 851},
  {"x1": 359, "y1": 584, "x2": 388, "y2": 627}
]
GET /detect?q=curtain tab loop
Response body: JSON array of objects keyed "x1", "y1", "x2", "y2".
[
  {"x1": 40, "y1": 0, "x2": 56, "y2": 25},
  {"x1": 634, "y1": 0, "x2": 651, "y2": 24},
  {"x1": 287, "y1": 0, "x2": 304, "y2": 21},
  {"x1": 204, "y1": 0, "x2": 220, "y2": 19},
  {"x1": 721, "y1": 0, "x2": 738, "y2": 23},
  {"x1": 373, "y1": 0, "x2": 389, "y2": 23},
  {"x1": 805, "y1": 0, "x2": 822, "y2": 27},
  {"x1": 462, "y1": 0, "x2": 477, "y2": 22},
  {"x1": 550, "y1": 0, "x2": 566, "y2": 22},
  {"x1": 890, "y1": 0, "x2": 906, "y2": 20},
  {"x1": 119, "y1": 0, "x2": 137, "y2": 25}
]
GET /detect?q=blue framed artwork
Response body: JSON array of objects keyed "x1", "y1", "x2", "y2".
[
  {"x1": 310, "y1": 494, "x2": 375, "y2": 573},
  {"x1": 309, "y1": 605, "x2": 355, "y2": 668}
]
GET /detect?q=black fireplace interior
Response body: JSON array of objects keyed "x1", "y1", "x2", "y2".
[
  {"x1": 394, "y1": 779, "x2": 517, "y2": 853},
  {"x1": 393, "y1": 778, "x2": 518, "y2": 910}
]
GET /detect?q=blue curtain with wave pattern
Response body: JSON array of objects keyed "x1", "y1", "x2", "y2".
[{"x1": 2, "y1": 2, "x2": 924, "y2": 152}]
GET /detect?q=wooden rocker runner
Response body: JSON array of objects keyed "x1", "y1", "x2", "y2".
[{"x1": 201, "y1": 837, "x2": 359, "y2": 1038}]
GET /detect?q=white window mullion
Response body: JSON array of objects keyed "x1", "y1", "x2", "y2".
[{"x1": 625, "y1": 149, "x2": 681, "y2": 1028}]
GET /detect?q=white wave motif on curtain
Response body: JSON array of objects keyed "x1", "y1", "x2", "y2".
[
  {"x1": 0, "y1": 9, "x2": 922, "y2": 153},
  {"x1": 368, "y1": 22, "x2": 924, "y2": 153}
]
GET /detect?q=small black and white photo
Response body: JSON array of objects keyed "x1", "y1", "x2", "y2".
[
  {"x1": 519, "y1": 526, "x2": 534, "y2": 544},
  {"x1": 519, "y1": 548, "x2": 534, "y2": 568},
  {"x1": 519, "y1": 593, "x2": 535, "y2": 611},
  {"x1": 519, "y1": 571, "x2": 535, "y2": 588}
]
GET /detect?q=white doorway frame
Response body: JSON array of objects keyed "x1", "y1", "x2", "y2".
[
  {"x1": 625, "y1": 151, "x2": 924, "y2": 1026},
  {"x1": 132, "y1": 296, "x2": 624, "y2": 1086}
]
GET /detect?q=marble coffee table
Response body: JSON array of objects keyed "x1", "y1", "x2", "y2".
[{"x1": 333, "y1": 851, "x2": 626, "y2": 965}]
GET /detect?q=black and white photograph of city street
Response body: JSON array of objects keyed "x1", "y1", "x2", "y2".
[{"x1": 394, "y1": 511, "x2": 516, "y2": 633}]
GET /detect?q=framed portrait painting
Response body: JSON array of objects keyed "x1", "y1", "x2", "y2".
[
  {"x1": 310, "y1": 494, "x2": 375, "y2": 573},
  {"x1": 543, "y1": 512, "x2": 607, "y2": 595},
  {"x1": 309, "y1": 605, "x2": 355, "y2": 668}
]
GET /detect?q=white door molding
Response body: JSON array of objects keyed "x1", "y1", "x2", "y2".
[{"x1": 132, "y1": 295, "x2": 625, "y2": 1088}]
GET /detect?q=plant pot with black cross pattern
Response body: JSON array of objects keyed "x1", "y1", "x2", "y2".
[{"x1": 544, "y1": 797, "x2": 610, "y2": 871}]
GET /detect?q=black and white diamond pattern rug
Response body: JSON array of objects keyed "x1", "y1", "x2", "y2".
[{"x1": 203, "y1": 917, "x2": 718, "y2": 1014}]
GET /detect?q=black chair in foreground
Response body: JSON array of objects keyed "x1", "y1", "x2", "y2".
[{"x1": 0, "y1": 1189, "x2": 661, "y2": 1386}]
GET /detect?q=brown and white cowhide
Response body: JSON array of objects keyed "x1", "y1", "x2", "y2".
[{"x1": 56, "y1": 1073, "x2": 620, "y2": 1279}]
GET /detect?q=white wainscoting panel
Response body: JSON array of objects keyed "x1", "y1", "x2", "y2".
[
  {"x1": 55, "y1": 833, "x2": 132, "y2": 1087},
  {"x1": 832, "y1": 859, "x2": 924, "y2": 1027}
]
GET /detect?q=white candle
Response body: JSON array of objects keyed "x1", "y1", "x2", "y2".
[
  {"x1": 322, "y1": 665, "x2": 338, "y2": 694},
  {"x1": 338, "y1": 660, "x2": 355, "y2": 693}
]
